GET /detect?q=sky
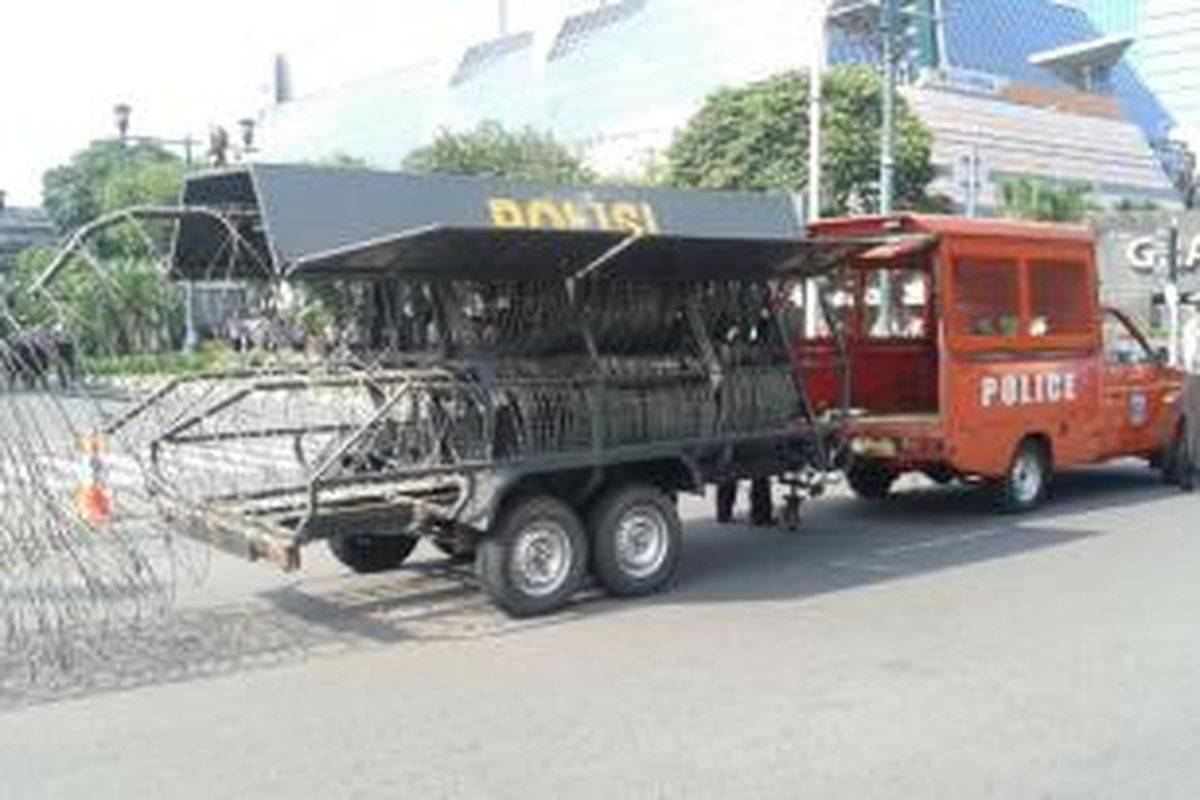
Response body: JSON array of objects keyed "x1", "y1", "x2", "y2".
[{"x1": 0, "y1": 0, "x2": 570, "y2": 207}]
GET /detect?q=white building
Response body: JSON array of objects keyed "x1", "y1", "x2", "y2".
[{"x1": 257, "y1": 0, "x2": 1182, "y2": 213}]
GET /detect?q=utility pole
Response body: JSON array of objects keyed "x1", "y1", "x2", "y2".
[
  {"x1": 809, "y1": 6, "x2": 825, "y2": 223},
  {"x1": 879, "y1": 0, "x2": 898, "y2": 216},
  {"x1": 876, "y1": 0, "x2": 900, "y2": 335},
  {"x1": 806, "y1": 3, "x2": 828, "y2": 337}
]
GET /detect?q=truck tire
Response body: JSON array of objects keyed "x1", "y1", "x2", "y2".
[
  {"x1": 477, "y1": 494, "x2": 588, "y2": 617},
  {"x1": 991, "y1": 439, "x2": 1050, "y2": 513},
  {"x1": 588, "y1": 484, "x2": 682, "y2": 598},
  {"x1": 846, "y1": 462, "x2": 896, "y2": 500},
  {"x1": 1162, "y1": 423, "x2": 1194, "y2": 489},
  {"x1": 328, "y1": 532, "x2": 420, "y2": 573}
]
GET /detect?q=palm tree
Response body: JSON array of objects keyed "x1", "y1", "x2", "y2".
[{"x1": 998, "y1": 177, "x2": 1095, "y2": 222}]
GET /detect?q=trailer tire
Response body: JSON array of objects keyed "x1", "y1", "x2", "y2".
[
  {"x1": 991, "y1": 439, "x2": 1050, "y2": 513},
  {"x1": 846, "y1": 463, "x2": 896, "y2": 500},
  {"x1": 328, "y1": 532, "x2": 419, "y2": 574},
  {"x1": 477, "y1": 494, "x2": 587, "y2": 617},
  {"x1": 588, "y1": 484, "x2": 682, "y2": 598}
]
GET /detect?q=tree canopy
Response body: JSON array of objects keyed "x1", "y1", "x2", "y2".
[
  {"x1": 403, "y1": 121, "x2": 594, "y2": 184},
  {"x1": 664, "y1": 65, "x2": 934, "y2": 214},
  {"x1": 41, "y1": 140, "x2": 186, "y2": 234},
  {"x1": 5, "y1": 140, "x2": 190, "y2": 356}
]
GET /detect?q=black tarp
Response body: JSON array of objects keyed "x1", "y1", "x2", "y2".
[
  {"x1": 287, "y1": 224, "x2": 875, "y2": 282},
  {"x1": 171, "y1": 164, "x2": 876, "y2": 282}
]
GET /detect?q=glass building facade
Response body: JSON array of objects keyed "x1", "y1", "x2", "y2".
[
  {"x1": 1073, "y1": 0, "x2": 1200, "y2": 140},
  {"x1": 258, "y1": 0, "x2": 1180, "y2": 211}
]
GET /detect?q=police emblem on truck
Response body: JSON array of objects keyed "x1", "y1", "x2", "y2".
[{"x1": 980, "y1": 373, "x2": 1078, "y2": 408}]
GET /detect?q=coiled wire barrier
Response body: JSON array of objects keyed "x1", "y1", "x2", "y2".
[
  {"x1": 1, "y1": 203, "x2": 828, "y2": 676},
  {"x1": 0, "y1": 207, "x2": 274, "y2": 671}
]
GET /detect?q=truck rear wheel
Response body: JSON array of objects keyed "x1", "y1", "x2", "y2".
[
  {"x1": 477, "y1": 494, "x2": 588, "y2": 617},
  {"x1": 588, "y1": 484, "x2": 682, "y2": 598},
  {"x1": 992, "y1": 439, "x2": 1050, "y2": 513},
  {"x1": 328, "y1": 532, "x2": 419, "y2": 573},
  {"x1": 1162, "y1": 422, "x2": 1194, "y2": 489},
  {"x1": 846, "y1": 463, "x2": 896, "y2": 500}
]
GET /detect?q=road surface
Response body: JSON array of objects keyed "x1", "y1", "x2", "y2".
[{"x1": 1, "y1": 466, "x2": 1198, "y2": 799}]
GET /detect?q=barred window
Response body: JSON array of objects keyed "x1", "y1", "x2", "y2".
[
  {"x1": 1029, "y1": 261, "x2": 1091, "y2": 336},
  {"x1": 864, "y1": 268, "x2": 929, "y2": 339},
  {"x1": 952, "y1": 258, "x2": 1019, "y2": 337}
]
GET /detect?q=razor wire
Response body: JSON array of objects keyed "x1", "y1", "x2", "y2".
[
  {"x1": 1, "y1": 202, "x2": 828, "y2": 672},
  {"x1": 0, "y1": 206, "x2": 289, "y2": 669}
]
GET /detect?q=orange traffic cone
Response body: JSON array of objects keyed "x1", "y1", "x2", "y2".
[
  {"x1": 75, "y1": 482, "x2": 113, "y2": 526},
  {"x1": 74, "y1": 434, "x2": 112, "y2": 526}
]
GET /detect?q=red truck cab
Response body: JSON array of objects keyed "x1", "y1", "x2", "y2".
[{"x1": 799, "y1": 214, "x2": 1188, "y2": 510}]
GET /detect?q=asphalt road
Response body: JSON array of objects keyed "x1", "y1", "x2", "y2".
[{"x1": 1, "y1": 466, "x2": 1198, "y2": 799}]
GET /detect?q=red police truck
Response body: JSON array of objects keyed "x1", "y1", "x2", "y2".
[{"x1": 799, "y1": 214, "x2": 1191, "y2": 511}]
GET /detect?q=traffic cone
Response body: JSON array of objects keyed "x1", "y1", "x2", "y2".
[{"x1": 74, "y1": 434, "x2": 112, "y2": 526}]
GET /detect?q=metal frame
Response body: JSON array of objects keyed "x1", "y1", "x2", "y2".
[{"x1": 29, "y1": 192, "x2": 864, "y2": 571}]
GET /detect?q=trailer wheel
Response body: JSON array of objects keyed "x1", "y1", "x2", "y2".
[
  {"x1": 846, "y1": 463, "x2": 896, "y2": 500},
  {"x1": 588, "y1": 484, "x2": 682, "y2": 597},
  {"x1": 477, "y1": 495, "x2": 587, "y2": 617},
  {"x1": 992, "y1": 439, "x2": 1050, "y2": 513},
  {"x1": 328, "y1": 533, "x2": 419, "y2": 574}
]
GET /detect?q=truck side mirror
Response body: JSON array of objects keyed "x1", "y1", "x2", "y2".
[{"x1": 1156, "y1": 346, "x2": 1169, "y2": 364}]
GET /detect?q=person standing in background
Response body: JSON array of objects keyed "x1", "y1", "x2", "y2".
[
  {"x1": 1178, "y1": 295, "x2": 1199, "y2": 492},
  {"x1": 1182, "y1": 294, "x2": 1200, "y2": 373}
]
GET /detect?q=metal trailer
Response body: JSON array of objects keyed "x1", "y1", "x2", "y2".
[{"x1": 27, "y1": 165, "x2": 879, "y2": 617}]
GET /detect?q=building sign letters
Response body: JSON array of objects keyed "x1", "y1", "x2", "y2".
[{"x1": 1124, "y1": 233, "x2": 1200, "y2": 274}]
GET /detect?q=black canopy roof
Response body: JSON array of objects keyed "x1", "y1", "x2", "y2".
[
  {"x1": 170, "y1": 164, "x2": 882, "y2": 283},
  {"x1": 287, "y1": 224, "x2": 875, "y2": 282}
]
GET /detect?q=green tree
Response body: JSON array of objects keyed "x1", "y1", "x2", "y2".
[
  {"x1": 7, "y1": 140, "x2": 189, "y2": 358},
  {"x1": 998, "y1": 177, "x2": 1095, "y2": 222},
  {"x1": 403, "y1": 121, "x2": 594, "y2": 184},
  {"x1": 42, "y1": 140, "x2": 186, "y2": 234},
  {"x1": 664, "y1": 65, "x2": 934, "y2": 214},
  {"x1": 7, "y1": 245, "x2": 183, "y2": 357}
]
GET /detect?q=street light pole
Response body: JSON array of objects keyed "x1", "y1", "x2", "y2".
[{"x1": 111, "y1": 101, "x2": 200, "y2": 352}]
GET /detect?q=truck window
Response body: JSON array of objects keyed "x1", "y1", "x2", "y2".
[
  {"x1": 952, "y1": 257, "x2": 1019, "y2": 337},
  {"x1": 797, "y1": 272, "x2": 854, "y2": 339},
  {"x1": 1102, "y1": 311, "x2": 1153, "y2": 365},
  {"x1": 864, "y1": 268, "x2": 928, "y2": 339},
  {"x1": 1029, "y1": 261, "x2": 1090, "y2": 336}
]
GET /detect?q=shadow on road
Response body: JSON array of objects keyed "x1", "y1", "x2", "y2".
[
  {"x1": 0, "y1": 463, "x2": 1183, "y2": 712},
  {"x1": 657, "y1": 465, "x2": 1176, "y2": 608}
]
